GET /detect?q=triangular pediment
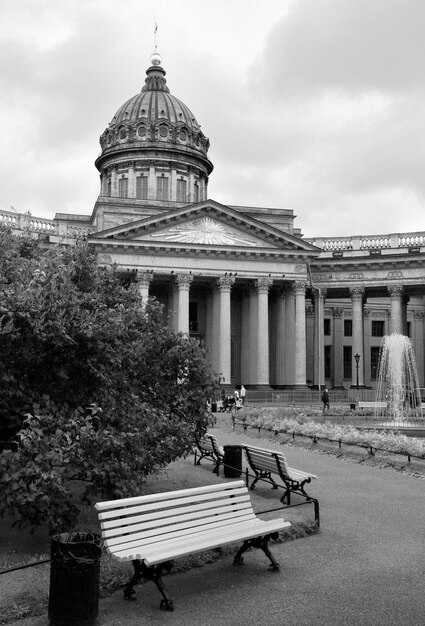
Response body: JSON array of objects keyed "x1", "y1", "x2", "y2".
[{"x1": 90, "y1": 199, "x2": 319, "y2": 253}]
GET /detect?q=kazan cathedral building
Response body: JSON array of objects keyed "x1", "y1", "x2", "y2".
[{"x1": 4, "y1": 53, "x2": 425, "y2": 395}]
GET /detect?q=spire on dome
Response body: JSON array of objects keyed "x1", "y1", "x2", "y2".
[{"x1": 141, "y1": 22, "x2": 169, "y2": 92}]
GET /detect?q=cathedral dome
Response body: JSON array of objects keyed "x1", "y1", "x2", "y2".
[{"x1": 96, "y1": 54, "x2": 212, "y2": 174}]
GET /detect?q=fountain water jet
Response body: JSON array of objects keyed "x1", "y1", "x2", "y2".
[{"x1": 375, "y1": 333, "x2": 424, "y2": 426}]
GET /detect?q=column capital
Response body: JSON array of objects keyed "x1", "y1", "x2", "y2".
[
  {"x1": 312, "y1": 287, "x2": 327, "y2": 300},
  {"x1": 350, "y1": 286, "x2": 365, "y2": 300},
  {"x1": 217, "y1": 275, "x2": 235, "y2": 292},
  {"x1": 333, "y1": 307, "x2": 344, "y2": 318},
  {"x1": 387, "y1": 284, "x2": 404, "y2": 298},
  {"x1": 363, "y1": 308, "x2": 371, "y2": 318},
  {"x1": 175, "y1": 273, "x2": 193, "y2": 289},
  {"x1": 306, "y1": 305, "x2": 315, "y2": 317},
  {"x1": 294, "y1": 280, "x2": 308, "y2": 295},
  {"x1": 135, "y1": 271, "x2": 153, "y2": 288},
  {"x1": 414, "y1": 311, "x2": 425, "y2": 320},
  {"x1": 256, "y1": 277, "x2": 273, "y2": 294}
]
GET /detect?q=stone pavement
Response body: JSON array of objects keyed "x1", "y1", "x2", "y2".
[{"x1": 7, "y1": 413, "x2": 425, "y2": 625}]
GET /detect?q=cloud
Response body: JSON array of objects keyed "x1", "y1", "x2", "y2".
[{"x1": 252, "y1": 0, "x2": 425, "y2": 98}]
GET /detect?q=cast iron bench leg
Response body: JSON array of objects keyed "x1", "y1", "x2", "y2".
[
  {"x1": 233, "y1": 534, "x2": 280, "y2": 571},
  {"x1": 124, "y1": 559, "x2": 175, "y2": 611}
]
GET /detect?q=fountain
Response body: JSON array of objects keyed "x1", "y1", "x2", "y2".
[{"x1": 374, "y1": 333, "x2": 424, "y2": 427}]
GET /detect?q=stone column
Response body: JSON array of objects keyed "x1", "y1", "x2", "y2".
[
  {"x1": 305, "y1": 305, "x2": 315, "y2": 386},
  {"x1": 350, "y1": 287, "x2": 365, "y2": 388},
  {"x1": 275, "y1": 287, "x2": 286, "y2": 387},
  {"x1": 148, "y1": 162, "x2": 156, "y2": 200},
  {"x1": 205, "y1": 287, "x2": 214, "y2": 370},
  {"x1": 111, "y1": 167, "x2": 118, "y2": 197},
  {"x1": 285, "y1": 284, "x2": 296, "y2": 386},
  {"x1": 128, "y1": 161, "x2": 135, "y2": 198},
  {"x1": 332, "y1": 308, "x2": 344, "y2": 388},
  {"x1": 217, "y1": 276, "x2": 235, "y2": 385},
  {"x1": 240, "y1": 288, "x2": 251, "y2": 386},
  {"x1": 175, "y1": 274, "x2": 193, "y2": 334},
  {"x1": 312, "y1": 288, "x2": 326, "y2": 389},
  {"x1": 388, "y1": 285, "x2": 404, "y2": 334},
  {"x1": 294, "y1": 281, "x2": 307, "y2": 387},
  {"x1": 363, "y1": 309, "x2": 372, "y2": 387},
  {"x1": 248, "y1": 284, "x2": 258, "y2": 385},
  {"x1": 135, "y1": 272, "x2": 153, "y2": 308},
  {"x1": 101, "y1": 170, "x2": 108, "y2": 196},
  {"x1": 256, "y1": 277, "x2": 273, "y2": 387},
  {"x1": 171, "y1": 168, "x2": 177, "y2": 202},
  {"x1": 413, "y1": 311, "x2": 425, "y2": 388}
]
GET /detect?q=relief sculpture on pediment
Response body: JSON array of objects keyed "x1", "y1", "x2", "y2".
[{"x1": 150, "y1": 217, "x2": 260, "y2": 246}]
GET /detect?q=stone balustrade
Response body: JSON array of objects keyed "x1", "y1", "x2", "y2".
[
  {"x1": 307, "y1": 231, "x2": 425, "y2": 252},
  {"x1": 0, "y1": 209, "x2": 92, "y2": 239}
]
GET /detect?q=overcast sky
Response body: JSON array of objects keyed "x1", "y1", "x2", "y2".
[{"x1": 1, "y1": 0, "x2": 424, "y2": 238}]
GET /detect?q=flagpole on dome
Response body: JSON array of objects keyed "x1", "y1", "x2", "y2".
[{"x1": 151, "y1": 21, "x2": 162, "y2": 66}]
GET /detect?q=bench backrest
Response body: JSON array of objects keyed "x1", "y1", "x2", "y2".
[
  {"x1": 198, "y1": 433, "x2": 223, "y2": 456},
  {"x1": 95, "y1": 481, "x2": 254, "y2": 553},
  {"x1": 243, "y1": 444, "x2": 289, "y2": 477}
]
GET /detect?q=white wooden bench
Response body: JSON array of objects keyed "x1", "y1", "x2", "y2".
[
  {"x1": 357, "y1": 401, "x2": 387, "y2": 409},
  {"x1": 243, "y1": 443, "x2": 317, "y2": 505},
  {"x1": 194, "y1": 432, "x2": 224, "y2": 475},
  {"x1": 95, "y1": 481, "x2": 291, "y2": 611}
]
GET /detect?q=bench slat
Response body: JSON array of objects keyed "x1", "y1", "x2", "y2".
[
  {"x1": 105, "y1": 510, "x2": 257, "y2": 552},
  {"x1": 111, "y1": 518, "x2": 290, "y2": 565},
  {"x1": 101, "y1": 493, "x2": 251, "y2": 532},
  {"x1": 103, "y1": 504, "x2": 255, "y2": 545},
  {"x1": 96, "y1": 480, "x2": 244, "y2": 513},
  {"x1": 98, "y1": 485, "x2": 249, "y2": 521},
  {"x1": 102, "y1": 495, "x2": 251, "y2": 537}
]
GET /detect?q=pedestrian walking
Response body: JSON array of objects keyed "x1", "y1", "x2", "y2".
[
  {"x1": 240, "y1": 385, "x2": 246, "y2": 405},
  {"x1": 321, "y1": 388, "x2": 330, "y2": 413}
]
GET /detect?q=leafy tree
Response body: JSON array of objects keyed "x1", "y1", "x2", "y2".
[{"x1": 0, "y1": 226, "x2": 217, "y2": 530}]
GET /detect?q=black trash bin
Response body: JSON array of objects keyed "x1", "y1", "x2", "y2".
[
  {"x1": 48, "y1": 531, "x2": 102, "y2": 626},
  {"x1": 223, "y1": 445, "x2": 242, "y2": 478}
]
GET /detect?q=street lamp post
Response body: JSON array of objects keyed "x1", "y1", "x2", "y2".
[{"x1": 354, "y1": 353, "x2": 361, "y2": 390}]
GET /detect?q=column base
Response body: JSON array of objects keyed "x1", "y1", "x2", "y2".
[{"x1": 246, "y1": 384, "x2": 272, "y2": 391}]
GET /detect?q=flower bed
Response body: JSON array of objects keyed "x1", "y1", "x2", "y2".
[{"x1": 237, "y1": 407, "x2": 425, "y2": 459}]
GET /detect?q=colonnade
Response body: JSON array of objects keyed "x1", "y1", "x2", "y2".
[
  {"x1": 135, "y1": 272, "x2": 308, "y2": 389},
  {"x1": 309, "y1": 284, "x2": 415, "y2": 389},
  {"x1": 136, "y1": 273, "x2": 422, "y2": 389}
]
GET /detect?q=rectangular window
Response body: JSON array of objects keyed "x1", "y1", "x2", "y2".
[
  {"x1": 136, "y1": 176, "x2": 148, "y2": 200},
  {"x1": 324, "y1": 345, "x2": 332, "y2": 379},
  {"x1": 194, "y1": 183, "x2": 199, "y2": 203},
  {"x1": 344, "y1": 319, "x2": 352, "y2": 336},
  {"x1": 343, "y1": 346, "x2": 352, "y2": 379},
  {"x1": 372, "y1": 320, "x2": 385, "y2": 337},
  {"x1": 189, "y1": 302, "x2": 198, "y2": 332},
  {"x1": 177, "y1": 179, "x2": 187, "y2": 202},
  {"x1": 370, "y1": 346, "x2": 381, "y2": 380},
  {"x1": 157, "y1": 176, "x2": 169, "y2": 201},
  {"x1": 107, "y1": 180, "x2": 111, "y2": 197},
  {"x1": 118, "y1": 177, "x2": 128, "y2": 198},
  {"x1": 407, "y1": 321, "x2": 411, "y2": 338},
  {"x1": 324, "y1": 319, "x2": 331, "y2": 336}
]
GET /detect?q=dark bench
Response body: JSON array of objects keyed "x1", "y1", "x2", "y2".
[
  {"x1": 194, "y1": 432, "x2": 224, "y2": 475},
  {"x1": 95, "y1": 481, "x2": 291, "y2": 611},
  {"x1": 243, "y1": 443, "x2": 317, "y2": 504}
]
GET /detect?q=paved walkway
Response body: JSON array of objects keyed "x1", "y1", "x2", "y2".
[{"x1": 12, "y1": 414, "x2": 425, "y2": 625}]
